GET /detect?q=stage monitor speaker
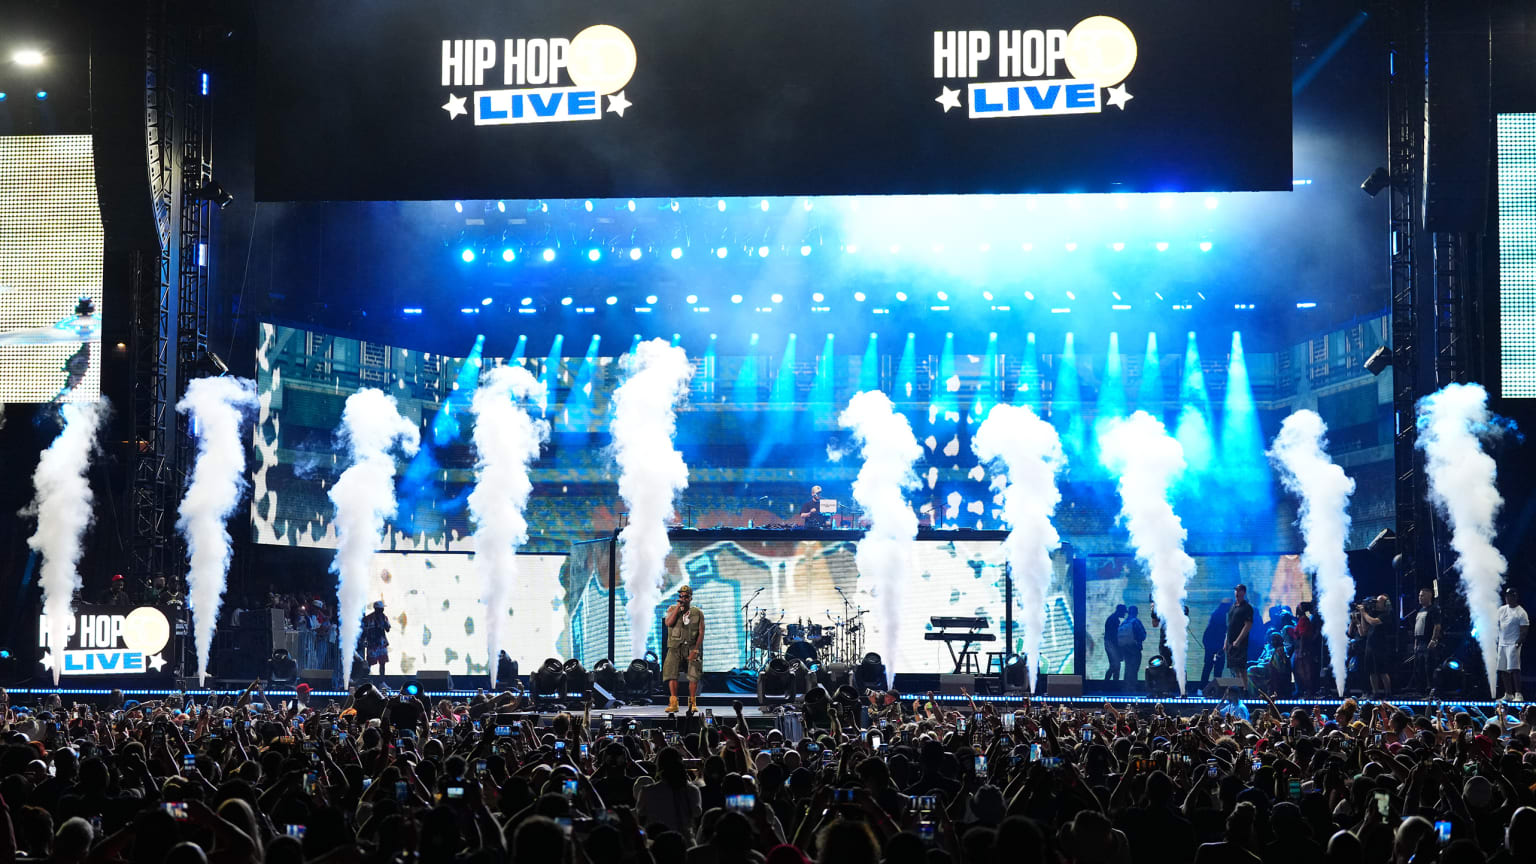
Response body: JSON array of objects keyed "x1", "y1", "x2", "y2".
[
  {"x1": 1040, "y1": 674, "x2": 1082, "y2": 697},
  {"x1": 416, "y1": 670, "x2": 454, "y2": 690},
  {"x1": 1203, "y1": 677, "x2": 1243, "y2": 698},
  {"x1": 939, "y1": 674, "x2": 974, "y2": 695},
  {"x1": 300, "y1": 668, "x2": 332, "y2": 683}
]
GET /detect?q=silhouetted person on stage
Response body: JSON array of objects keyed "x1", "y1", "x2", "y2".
[
  {"x1": 1202, "y1": 600, "x2": 1232, "y2": 687},
  {"x1": 1104, "y1": 604, "x2": 1126, "y2": 683},
  {"x1": 1225, "y1": 585, "x2": 1255, "y2": 691},
  {"x1": 361, "y1": 600, "x2": 391, "y2": 680},
  {"x1": 799, "y1": 485, "x2": 826, "y2": 527},
  {"x1": 1117, "y1": 606, "x2": 1147, "y2": 687}
]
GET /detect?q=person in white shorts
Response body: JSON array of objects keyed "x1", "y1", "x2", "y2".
[{"x1": 1497, "y1": 587, "x2": 1529, "y2": 702}]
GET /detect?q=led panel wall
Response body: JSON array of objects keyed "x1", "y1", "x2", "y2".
[
  {"x1": 1500, "y1": 114, "x2": 1536, "y2": 397},
  {"x1": 0, "y1": 135, "x2": 103, "y2": 402}
]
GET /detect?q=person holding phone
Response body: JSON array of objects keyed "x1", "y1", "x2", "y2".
[{"x1": 662, "y1": 585, "x2": 705, "y2": 714}]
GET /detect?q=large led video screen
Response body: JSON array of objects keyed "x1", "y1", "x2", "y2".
[
  {"x1": 255, "y1": 0, "x2": 1292, "y2": 201},
  {"x1": 1081, "y1": 553, "x2": 1313, "y2": 684},
  {"x1": 0, "y1": 135, "x2": 103, "y2": 402},
  {"x1": 569, "y1": 537, "x2": 1075, "y2": 676},
  {"x1": 363, "y1": 551, "x2": 568, "y2": 676},
  {"x1": 1500, "y1": 114, "x2": 1536, "y2": 397}
]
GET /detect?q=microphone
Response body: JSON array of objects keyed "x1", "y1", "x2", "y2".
[{"x1": 834, "y1": 586, "x2": 847, "y2": 598}]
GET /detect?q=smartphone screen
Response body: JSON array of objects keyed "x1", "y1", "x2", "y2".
[
  {"x1": 1434, "y1": 821, "x2": 1451, "y2": 845},
  {"x1": 163, "y1": 802, "x2": 189, "y2": 821},
  {"x1": 580, "y1": 743, "x2": 589, "y2": 758},
  {"x1": 869, "y1": 733, "x2": 881, "y2": 749},
  {"x1": 395, "y1": 780, "x2": 409, "y2": 802},
  {"x1": 919, "y1": 821, "x2": 936, "y2": 842},
  {"x1": 957, "y1": 718, "x2": 966, "y2": 733},
  {"x1": 726, "y1": 793, "x2": 756, "y2": 813},
  {"x1": 834, "y1": 789, "x2": 856, "y2": 803},
  {"x1": 1287, "y1": 779, "x2": 1302, "y2": 799},
  {"x1": 445, "y1": 786, "x2": 464, "y2": 799},
  {"x1": 562, "y1": 778, "x2": 578, "y2": 798},
  {"x1": 975, "y1": 755, "x2": 988, "y2": 777},
  {"x1": 1207, "y1": 763, "x2": 1219, "y2": 779},
  {"x1": 182, "y1": 753, "x2": 196, "y2": 770},
  {"x1": 1373, "y1": 791, "x2": 1390, "y2": 818},
  {"x1": 495, "y1": 725, "x2": 511, "y2": 737},
  {"x1": 1030, "y1": 743, "x2": 1042, "y2": 762},
  {"x1": 555, "y1": 741, "x2": 566, "y2": 752},
  {"x1": 1082, "y1": 727, "x2": 1093, "y2": 743},
  {"x1": 285, "y1": 825, "x2": 306, "y2": 839}
]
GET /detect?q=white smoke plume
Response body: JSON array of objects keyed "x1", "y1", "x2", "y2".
[
  {"x1": 175, "y1": 377, "x2": 258, "y2": 686},
  {"x1": 611, "y1": 340, "x2": 692, "y2": 659},
  {"x1": 468, "y1": 364, "x2": 549, "y2": 687},
  {"x1": 1099, "y1": 410, "x2": 1196, "y2": 693},
  {"x1": 840, "y1": 390, "x2": 923, "y2": 687},
  {"x1": 1268, "y1": 409, "x2": 1356, "y2": 696},
  {"x1": 1417, "y1": 383, "x2": 1508, "y2": 698},
  {"x1": 972, "y1": 404, "x2": 1065, "y2": 692},
  {"x1": 330, "y1": 389, "x2": 419, "y2": 687},
  {"x1": 27, "y1": 399, "x2": 109, "y2": 684}
]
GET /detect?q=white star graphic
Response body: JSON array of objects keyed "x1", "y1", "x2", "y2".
[
  {"x1": 1105, "y1": 85, "x2": 1134, "y2": 110},
  {"x1": 442, "y1": 93, "x2": 468, "y2": 120},
  {"x1": 936, "y1": 86, "x2": 962, "y2": 113},
  {"x1": 607, "y1": 91, "x2": 632, "y2": 117},
  {"x1": 146, "y1": 653, "x2": 166, "y2": 672},
  {"x1": 40, "y1": 651, "x2": 54, "y2": 671}
]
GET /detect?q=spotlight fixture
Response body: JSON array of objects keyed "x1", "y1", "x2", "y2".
[
  {"x1": 12, "y1": 49, "x2": 45, "y2": 67},
  {"x1": 1366, "y1": 528, "x2": 1396, "y2": 554},
  {"x1": 530, "y1": 658, "x2": 567, "y2": 704},
  {"x1": 35, "y1": 90, "x2": 47, "y2": 101},
  {"x1": 1364, "y1": 346, "x2": 1392, "y2": 376},
  {"x1": 188, "y1": 180, "x2": 235, "y2": 208},
  {"x1": 1361, "y1": 166, "x2": 1391, "y2": 197},
  {"x1": 854, "y1": 652, "x2": 887, "y2": 692},
  {"x1": 671, "y1": 247, "x2": 683, "y2": 259},
  {"x1": 624, "y1": 657, "x2": 658, "y2": 701}
]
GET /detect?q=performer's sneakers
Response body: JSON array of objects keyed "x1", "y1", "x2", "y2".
[
  {"x1": 688, "y1": 695, "x2": 698, "y2": 713},
  {"x1": 665, "y1": 695, "x2": 680, "y2": 713},
  {"x1": 1517, "y1": 692, "x2": 1527, "y2": 703}
]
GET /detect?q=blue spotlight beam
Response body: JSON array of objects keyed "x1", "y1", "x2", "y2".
[
  {"x1": 1052, "y1": 333, "x2": 1086, "y2": 461},
  {"x1": 1219, "y1": 331, "x2": 1274, "y2": 508},
  {"x1": 1292, "y1": 11, "x2": 1369, "y2": 96},
  {"x1": 1014, "y1": 332, "x2": 1040, "y2": 409},
  {"x1": 1137, "y1": 332, "x2": 1164, "y2": 420},
  {"x1": 858, "y1": 333, "x2": 880, "y2": 394},
  {"x1": 1175, "y1": 331, "x2": 1215, "y2": 478}
]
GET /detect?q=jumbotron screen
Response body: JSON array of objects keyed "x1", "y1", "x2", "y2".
[
  {"x1": 1501, "y1": 114, "x2": 1536, "y2": 397},
  {"x1": 568, "y1": 537, "x2": 1075, "y2": 676},
  {"x1": 364, "y1": 551, "x2": 567, "y2": 676},
  {"x1": 0, "y1": 135, "x2": 103, "y2": 402}
]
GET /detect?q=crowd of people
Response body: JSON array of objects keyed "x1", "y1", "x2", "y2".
[
  {"x1": 1, "y1": 679, "x2": 1535, "y2": 864},
  {"x1": 1102, "y1": 585, "x2": 1530, "y2": 703}
]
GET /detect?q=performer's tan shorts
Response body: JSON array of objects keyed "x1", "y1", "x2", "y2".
[{"x1": 663, "y1": 646, "x2": 703, "y2": 682}]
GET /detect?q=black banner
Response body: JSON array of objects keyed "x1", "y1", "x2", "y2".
[{"x1": 255, "y1": 0, "x2": 1291, "y2": 202}]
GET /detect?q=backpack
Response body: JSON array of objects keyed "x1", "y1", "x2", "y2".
[{"x1": 1117, "y1": 617, "x2": 1143, "y2": 650}]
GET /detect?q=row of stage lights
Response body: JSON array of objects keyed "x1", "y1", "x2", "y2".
[
  {"x1": 1, "y1": 49, "x2": 49, "y2": 101},
  {"x1": 454, "y1": 193, "x2": 1233, "y2": 216},
  {"x1": 408, "y1": 291, "x2": 1322, "y2": 317},
  {"x1": 456, "y1": 238, "x2": 1220, "y2": 265}
]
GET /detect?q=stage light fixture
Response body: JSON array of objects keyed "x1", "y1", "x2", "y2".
[
  {"x1": 592, "y1": 658, "x2": 624, "y2": 695},
  {"x1": 624, "y1": 658, "x2": 657, "y2": 699},
  {"x1": 563, "y1": 659, "x2": 591, "y2": 692},
  {"x1": 685, "y1": 294, "x2": 699, "y2": 304},
  {"x1": 480, "y1": 297, "x2": 493, "y2": 306},
  {"x1": 1021, "y1": 242, "x2": 1033, "y2": 251},
  {"x1": 188, "y1": 180, "x2": 235, "y2": 208},
  {"x1": 983, "y1": 291, "x2": 994, "y2": 301},
  {"x1": 497, "y1": 200, "x2": 506, "y2": 212},
  {"x1": 587, "y1": 248, "x2": 601, "y2": 262},
  {"x1": 716, "y1": 247, "x2": 728, "y2": 259},
  {"x1": 669, "y1": 199, "x2": 680, "y2": 212},
  {"x1": 13, "y1": 49, "x2": 45, "y2": 66},
  {"x1": 770, "y1": 293, "x2": 783, "y2": 303},
  {"x1": 1159, "y1": 195, "x2": 1175, "y2": 210},
  {"x1": 560, "y1": 296, "x2": 573, "y2": 306},
  {"x1": 1112, "y1": 242, "x2": 1125, "y2": 251},
  {"x1": 605, "y1": 296, "x2": 618, "y2": 305},
  {"x1": 0, "y1": 93, "x2": 6, "y2": 101},
  {"x1": 717, "y1": 199, "x2": 727, "y2": 211},
  {"x1": 629, "y1": 247, "x2": 642, "y2": 260},
  {"x1": 584, "y1": 200, "x2": 594, "y2": 212},
  {"x1": 543, "y1": 248, "x2": 556, "y2": 262},
  {"x1": 403, "y1": 680, "x2": 421, "y2": 696},
  {"x1": 461, "y1": 248, "x2": 476, "y2": 262},
  {"x1": 454, "y1": 201, "x2": 463, "y2": 213},
  {"x1": 402, "y1": 307, "x2": 423, "y2": 315},
  {"x1": 888, "y1": 243, "x2": 901, "y2": 254},
  {"x1": 1367, "y1": 528, "x2": 1395, "y2": 553},
  {"x1": 501, "y1": 248, "x2": 515, "y2": 262},
  {"x1": 1066, "y1": 291, "x2": 1076, "y2": 300},
  {"x1": 1199, "y1": 241, "x2": 1213, "y2": 252},
  {"x1": 1155, "y1": 242, "x2": 1169, "y2": 251},
  {"x1": 520, "y1": 297, "x2": 533, "y2": 306},
  {"x1": 801, "y1": 245, "x2": 812, "y2": 256},
  {"x1": 760, "y1": 199, "x2": 770, "y2": 211},
  {"x1": 1296, "y1": 301, "x2": 1317, "y2": 309},
  {"x1": 758, "y1": 246, "x2": 770, "y2": 257},
  {"x1": 846, "y1": 244, "x2": 859, "y2": 254},
  {"x1": 671, "y1": 247, "x2": 683, "y2": 259},
  {"x1": 626, "y1": 199, "x2": 636, "y2": 212},
  {"x1": 730, "y1": 293, "x2": 743, "y2": 303},
  {"x1": 1024, "y1": 291, "x2": 1035, "y2": 300},
  {"x1": 895, "y1": 291, "x2": 908, "y2": 301},
  {"x1": 854, "y1": 653, "x2": 887, "y2": 692},
  {"x1": 1364, "y1": 346, "x2": 1392, "y2": 376},
  {"x1": 643, "y1": 294, "x2": 658, "y2": 305},
  {"x1": 1361, "y1": 166, "x2": 1390, "y2": 197},
  {"x1": 35, "y1": 90, "x2": 47, "y2": 100},
  {"x1": 812, "y1": 292, "x2": 824, "y2": 302},
  {"x1": 1204, "y1": 196, "x2": 1219, "y2": 209},
  {"x1": 853, "y1": 291, "x2": 866, "y2": 302},
  {"x1": 531, "y1": 658, "x2": 566, "y2": 702},
  {"x1": 1064, "y1": 242, "x2": 1078, "y2": 251}
]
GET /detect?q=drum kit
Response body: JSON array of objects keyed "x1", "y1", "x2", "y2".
[{"x1": 745, "y1": 607, "x2": 865, "y2": 671}]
